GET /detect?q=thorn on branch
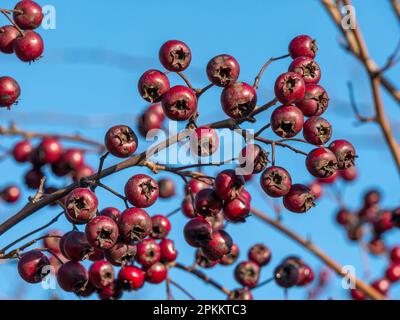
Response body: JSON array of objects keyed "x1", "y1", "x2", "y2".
[{"x1": 29, "y1": 177, "x2": 46, "y2": 203}]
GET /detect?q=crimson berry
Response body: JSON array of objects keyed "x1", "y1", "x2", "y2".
[
  {"x1": 205, "y1": 211, "x2": 225, "y2": 231},
  {"x1": 221, "y1": 82, "x2": 257, "y2": 119},
  {"x1": 150, "y1": 215, "x2": 171, "y2": 239},
  {"x1": 228, "y1": 288, "x2": 253, "y2": 300},
  {"x1": 72, "y1": 164, "x2": 95, "y2": 182},
  {"x1": 371, "y1": 278, "x2": 390, "y2": 295},
  {"x1": 201, "y1": 230, "x2": 233, "y2": 261},
  {"x1": 340, "y1": 166, "x2": 358, "y2": 182},
  {"x1": 145, "y1": 262, "x2": 167, "y2": 284},
  {"x1": 274, "y1": 72, "x2": 305, "y2": 104},
  {"x1": 271, "y1": 105, "x2": 304, "y2": 138},
  {"x1": 248, "y1": 243, "x2": 271, "y2": 266},
  {"x1": 13, "y1": 1, "x2": 43, "y2": 30},
  {"x1": 350, "y1": 288, "x2": 366, "y2": 300},
  {"x1": 161, "y1": 85, "x2": 197, "y2": 121},
  {"x1": 1, "y1": 185, "x2": 21, "y2": 203},
  {"x1": 358, "y1": 205, "x2": 378, "y2": 222},
  {"x1": 260, "y1": 166, "x2": 292, "y2": 197},
  {"x1": 125, "y1": 174, "x2": 159, "y2": 208},
  {"x1": 85, "y1": 216, "x2": 119, "y2": 250},
  {"x1": 147, "y1": 102, "x2": 165, "y2": 120},
  {"x1": 61, "y1": 231, "x2": 93, "y2": 261},
  {"x1": 100, "y1": 207, "x2": 121, "y2": 223},
  {"x1": 118, "y1": 266, "x2": 145, "y2": 290},
  {"x1": 206, "y1": 54, "x2": 240, "y2": 87},
  {"x1": 159, "y1": 40, "x2": 191, "y2": 72},
  {"x1": 24, "y1": 168, "x2": 44, "y2": 189},
  {"x1": 317, "y1": 170, "x2": 338, "y2": 184},
  {"x1": 289, "y1": 56, "x2": 321, "y2": 84},
  {"x1": 88, "y1": 249, "x2": 104, "y2": 261},
  {"x1": 283, "y1": 184, "x2": 315, "y2": 213},
  {"x1": 76, "y1": 281, "x2": 96, "y2": 298},
  {"x1": 57, "y1": 261, "x2": 89, "y2": 293},
  {"x1": 368, "y1": 238, "x2": 386, "y2": 255},
  {"x1": 391, "y1": 246, "x2": 400, "y2": 263},
  {"x1": 14, "y1": 30, "x2": 44, "y2": 62},
  {"x1": 158, "y1": 178, "x2": 176, "y2": 199},
  {"x1": 303, "y1": 116, "x2": 332, "y2": 145},
  {"x1": 194, "y1": 188, "x2": 223, "y2": 217},
  {"x1": 328, "y1": 140, "x2": 356, "y2": 169},
  {"x1": 184, "y1": 217, "x2": 212, "y2": 247},
  {"x1": 336, "y1": 208, "x2": 352, "y2": 225},
  {"x1": 104, "y1": 125, "x2": 138, "y2": 158},
  {"x1": 89, "y1": 260, "x2": 114, "y2": 289},
  {"x1": 181, "y1": 196, "x2": 196, "y2": 218},
  {"x1": 238, "y1": 144, "x2": 269, "y2": 175},
  {"x1": 193, "y1": 249, "x2": 217, "y2": 268},
  {"x1": 214, "y1": 169, "x2": 245, "y2": 201},
  {"x1": 289, "y1": 35, "x2": 317, "y2": 59},
  {"x1": 160, "y1": 238, "x2": 178, "y2": 263},
  {"x1": 138, "y1": 69, "x2": 170, "y2": 103},
  {"x1": 223, "y1": 189, "x2": 251, "y2": 222},
  {"x1": 220, "y1": 243, "x2": 239, "y2": 266},
  {"x1": 105, "y1": 241, "x2": 137, "y2": 266},
  {"x1": 185, "y1": 177, "x2": 213, "y2": 195},
  {"x1": 65, "y1": 188, "x2": 98, "y2": 224},
  {"x1": 306, "y1": 147, "x2": 338, "y2": 178},
  {"x1": 18, "y1": 250, "x2": 50, "y2": 283},
  {"x1": 12, "y1": 140, "x2": 33, "y2": 163},
  {"x1": 234, "y1": 261, "x2": 260, "y2": 288},
  {"x1": 0, "y1": 76, "x2": 21, "y2": 108},
  {"x1": 393, "y1": 208, "x2": 400, "y2": 228},
  {"x1": 0, "y1": 25, "x2": 19, "y2": 54},
  {"x1": 373, "y1": 210, "x2": 393, "y2": 234},
  {"x1": 190, "y1": 127, "x2": 219, "y2": 157},
  {"x1": 364, "y1": 189, "x2": 381, "y2": 207},
  {"x1": 137, "y1": 105, "x2": 164, "y2": 137},
  {"x1": 308, "y1": 181, "x2": 323, "y2": 200},
  {"x1": 274, "y1": 261, "x2": 300, "y2": 288},
  {"x1": 43, "y1": 230, "x2": 62, "y2": 253},
  {"x1": 297, "y1": 84, "x2": 329, "y2": 117},
  {"x1": 297, "y1": 263, "x2": 315, "y2": 286},
  {"x1": 36, "y1": 137, "x2": 63, "y2": 164},
  {"x1": 118, "y1": 208, "x2": 152, "y2": 242},
  {"x1": 98, "y1": 281, "x2": 123, "y2": 300},
  {"x1": 61, "y1": 148, "x2": 85, "y2": 170}
]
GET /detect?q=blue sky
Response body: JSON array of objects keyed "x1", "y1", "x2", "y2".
[{"x1": 0, "y1": 0, "x2": 399, "y2": 300}]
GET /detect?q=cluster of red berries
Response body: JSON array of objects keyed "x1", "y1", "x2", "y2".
[{"x1": 0, "y1": 1, "x2": 45, "y2": 109}]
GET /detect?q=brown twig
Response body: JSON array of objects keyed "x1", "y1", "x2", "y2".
[
  {"x1": 253, "y1": 54, "x2": 291, "y2": 90},
  {"x1": 0, "y1": 9, "x2": 24, "y2": 36},
  {"x1": 168, "y1": 278, "x2": 196, "y2": 300},
  {"x1": 391, "y1": 0, "x2": 400, "y2": 26}
]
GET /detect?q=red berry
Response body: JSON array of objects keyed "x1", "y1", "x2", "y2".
[
  {"x1": 297, "y1": 263, "x2": 315, "y2": 286},
  {"x1": 72, "y1": 164, "x2": 95, "y2": 182},
  {"x1": 137, "y1": 106, "x2": 164, "y2": 137},
  {"x1": 150, "y1": 215, "x2": 171, "y2": 239},
  {"x1": 214, "y1": 169, "x2": 245, "y2": 201},
  {"x1": 61, "y1": 231, "x2": 93, "y2": 261},
  {"x1": 223, "y1": 189, "x2": 251, "y2": 223},
  {"x1": 297, "y1": 84, "x2": 329, "y2": 117},
  {"x1": 373, "y1": 210, "x2": 393, "y2": 234},
  {"x1": 100, "y1": 207, "x2": 121, "y2": 223},
  {"x1": 184, "y1": 217, "x2": 213, "y2": 247},
  {"x1": 18, "y1": 250, "x2": 50, "y2": 283},
  {"x1": 274, "y1": 72, "x2": 305, "y2": 104},
  {"x1": 158, "y1": 178, "x2": 176, "y2": 199},
  {"x1": 98, "y1": 281, "x2": 123, "y2": 300},
  {"x1": 13, "y1": 1, "x2": 43, "y2": 30},
  {"x1": 274, "y1": 261, "x2": 300, "y2": 288},
  {"x1": 181, "y1": 196, "x2": 196, "y2": 218},
  {"x1": 89, "y1": 260, "x2": 114, "y2": 289},
  {"x1": 288, "y1": 57, "x2": 321, "y2": 84},
  {"x1": 368, "y1": 238, "x2": 386, "y2": 255},
  {"x1": 206, "y1": 54, "x2": 240, "y2": 87},
  {"x1": 145, "y1": 262, "x2": 167, "y2": 284},
  {"x1": 308, "y1": 181, "x2": 323, "y2": 200},
  {"x1": 283, "y1": 184, "x2": 315, "y2": 213},
  {"x1": 248, "y1": 243, "x2": 271, "y2": 266},
  {"x1": 161, "y1": 85, "x2": 197, "y2": 121},
  {"x1": 1, "y1": 185, "x2": 21, "y2": 203},
  {"x1": 260, "y1": 166, "x2": 292, "y2": 197},
  {"x1": 43, "y1": 230, "x2": 62, "y2": 253},
  {"x1": 14, "y1": 30, "x2": 44, "y2": 62},
  {"x1": 238, "y1": 144, "x2": 269, "y2": 174},
  {"x1": 371, "y1": 278, "x2": 390, "y2": 295},
  {"x1": 125, "y1": 174, "x2": 159, "y2": 208},
  {"x1": 305, "y1": 147, "x2": 338, "y2": 178},
  {"x1": 13, "y1": 140, "x2": 33, "y2": 162},
  {"x1": 105, "y1": 241, "x2": 137, "y2": 266},
  {"x1": 336, "y1": 208, "x2": 352, "y2": 225},
  {"x1": 190, "y1": 127, "x2": 219, "y2": 157},
  {"x1": 234, "y1": 261, "x2": 260, "y2": 288},
  {"x1": 24, "y1": 168, "x2": 44, "y2": 189},
  {"x1": 328, "y1": 139, "x2": 356, "y2": 170},
  {"x1": 195, "y1": 249, "x2": 219, "y2": 268},
  {"x1": 185, "y1": 177, "x2": 213, "y2": 195},
  {"x1": 138, "y1": 69, "x2": 170, "y2": 103},
  {"x1": 65, "y1": 188, "x2": 98, "y2": 224},
  {"x1": 104, "y1": 125, "x2": 138, "y2": 158},
  {"x1": 118, "y1": 266, "x2": 145, "y2": 290},
  {"x1": 340, "y1": 167, "x2": 358, "y2": 182},
  {"x1": 350, "y1": 288, "x2": 366, "y2": 300},
  {"x1": 228, "y1": 288, "x2": 253, "y2": 300},
  {"x1": 206, "y1": 211, "x2": 225, "y2": 231},
  {"x1": 289, "y1": 35, "x2": 318, "y2": 59},
  {"x1": 57, "y1": 261, "x2": 89, "y2": 293},
  {"x1": 201, "y1": 230, "x2": 233, "y2": 261},
  {"x1": 0, "y1": 25, "x2": 19, "y2": 54},
  {"x1": 221, "y1": 82, "x2": 257, "y2": 119},
  {"x1": 303, "y1": 116, "x2": 332, "y2": 145},
  {"x1": 0, "y1": 76, "x2": 21, "y2": 108},
  {"x1": 85, "y1": 216, "x2": 119, "y2": 250},
  {"x1": 36, "y1": 137, "x2": 63, "y2": 164},
  {"x1": 159, "y1": 40, "x2": 191, "y2": 72},
  {"x1": 364, "y1": 189, "x2": 380, "y2": 207},
  {"x1": 88, "y1": 249, "x2": 104, "y2": 261},
  {"x1": 317, "y1": 170, "x2": 339, "y2": 184},
  {"x1": 194, "y1": 188, "x2": 223, "y2": 217},
  {"x1": 61, "y1": 148, "x2": 85, "y2": 170},
  {"x1": 220, "y1": 243, "x2": 240, "y2": 266},
  {"x1": 160, "y1": 238, "x2": 178, "y2": 263},
  {"x1": 118, "y1": 208, "x2": 152, "y2": 242},
  {"x1": 358, "y1": 205, "x2": 378, "y2": 222},
  {"x1": 271, "y1": 105, "x2": 304, "y2": 138}
]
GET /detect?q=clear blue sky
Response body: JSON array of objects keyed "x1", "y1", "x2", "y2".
[{"x1": 0, "y1": 0, "x2": 399, "y2": 300}]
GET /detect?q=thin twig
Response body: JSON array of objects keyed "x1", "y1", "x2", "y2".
[
  {"x1": 253, "y1": 54, "x2": 291, "y2": 90},
  {"x1": 169, "y1": 278, "x2": 196, "y2": 300}
]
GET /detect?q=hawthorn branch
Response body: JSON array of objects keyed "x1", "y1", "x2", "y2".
[
  {"x1": 253, "y1": 54, "x2": 290, "y2": 90},
  {"x1": 0, "y1": 9, "x2": 24, "y2": 36}
]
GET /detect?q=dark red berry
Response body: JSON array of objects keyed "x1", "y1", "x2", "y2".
[
  {"x1": 289, "y1": 56, "x2": 321, "y2": 84},
  {"x1": 89, "y1": 260, "x2": 114, "y2": 289},
  {"x1": 271, "y1": 105, "x2": 304, "y2": 138},
  {"x1": 350, "y1": 288, "x2": 366, "y2": 300},
  {"x1": 274, "y1": 262, "x2": 300, "y2": 288},
  {"x1": 100, "y1": 207, "x2": 121, "y2": 223},
  {"x1": 0, "y1": 25, "x2": 19, "y2": 54},
  {"x1": 358, "y1": 205, "x2": 378, "y2": 222},
  {"x1": 308, "y1": 181, "x2": 323, "y2": 200},
  {"x1": 76, "y1": 281, "x2": 96, "y2": 298},
  {"x1": 336, "y1": 208, "x2": 352, "y2": 225},
  {"x1": 228, "y1": 288, "x2": 253, "y2": 300},
  {"x1": 160, "y1": 238, "x2": 178, "y2": 263},
  {"x1": 185, "y1": 177, "x2": 213, "y2": 195},
  {"x1": 297, "y1": 263, "x2": 315, "y2": 286},
  {"x1": 105, "y1": 241, "x2": 136, "y2": 266},
  {"x1": 223, "y1": 189, "x2": 251, "y2": 222},
  {"x1": 104, "y1": 125, "x2": 138, "y2": 158},
  {"x1": 371, "y1": 278, "x2": 390, "y2": 295},
  {"x1": 145, "y1": 262, "x2": 167, "y2": 284},
  {"x1": 214, "y1": 169, "x2": 245, "y2": 201},
  {"x1": 297, "y1": 84, "x2": 329, "y2": 117},
  {"x1": 195, "y1": 249, "x2": 219, "y2": 268},
  {"x1": 0, "y1": 76, "x2": 21, "y2": 108},
  {"x1": 118, "y1": 208, "x2": 152, "y2": 242},
  {"x1": 364, "y1": 189, "x2": 381, "y2": 207},
  {"x1": 138, "y1": 69, "x2": 170, "y2": 103},
  {"x1": 159, "y1": 40, "x2": 191, "y2": 72},
  {"x1": 248, "y1": 243, "x2": 271, "y2": 266},
  {"x1": 220, "y1": 243, "x2": 240, "y2": 266},
  {"x1": 85, "y1": 216, "x2": 119, "y2": 250},
  {"x1": 260, "y1": 166, "x2": 292, "y2": 197},
  {"x1": 61, "y1": 148, "x2": 85, "y2": 170},
  {"x1": 391, "y1": 246, "x2": 400, "y2": 263},
  {"x1": 303, "y1": 116, "x2": 332, "y2": 145},
  {"x1": 57, "y1": 261, "x2": 89, "y2": 293},
  {"x1": 238, "y1": 144, "x2": 269, "y2": 175},
  {"x1": 306, "y1": 147, "x2": 338, "y2": 178},
  {"x1": 118, "y1": 266, "x2": 144, "y2": 290},
  {"x1": 283, "y1": 184, "x2": 315, "y2": 213},
  {"x1": 14, "y1": 30, "x2": 44, "y2": 62},
  {"x1": 13, "y1": 140, "x2": 33, "y2": 163},
  {"x1": 150, "y1": 215, "x2": 171, "y2": 239},
  {"x1": 137, "y1": 104, "x2": 164, "y2": 137},
  {"x1": 368, "y1": 238, "x2": 386, "y2": 256},
  {"x1": 161, "y1": 85, "x2": 197, "y2": 121},
  {"x1": 328, "y1": 140, "x2": 356, "y2": 170},
  {"x1": 181, "y1": 196, "x2": 196, "y2": 218},
  {"x1": 88, "y1": 249, "x2": 104, "y2": 261},
  {"x1": 24, "y1": 168, "x2": 44, "y2": 189},
  {"x1": 184, "y1": 217, "x2": 213, "y2": 247},
  {"x1": 317, "y1": 170, "x2": 338, "y2": 184},
  {"x1": 289, "y1": 35, "x2": 318, "y2": 59},
  {"x1": 340, "y1": 166, "x2": 358, "y2": 182},
  {"x1": 65, "y1": 188, "x2": 98, "y2": 224},
  {"x1": 201, "y1": 230, "x2": 233, "y2": 261},
  {"x1": 61, "y1": 231, "x2": 93, "y2": 261},
  {"x1": 72, "y1": 164, "x2": 95, "y2": 182},
  {"x1": 221, "y1": 82, "x2": 257, "y2": 119},
  {"x1": 125, "y1": 174, "x2": 159, "y2": 208},
  {"x1": 13, "y1": 1, "x2": 43, "y2": 30},
  {"x1": 373, "y1": 210, "x2": 393, "y2": 234},
  {"x1": 194, "y1": 188, "x2": 223, "y2": 217},
  {"x1": 157, "y1": 178, "x2": 176, "y2": 199},
  {"x1": 274, "y1": 72, "x2": 305, "y2": 104},
  {"x1": 98, "y1": 281, "x2": 123, "y2": 300},
  {"x1": 206, "y1": 54, "x2": 240, "y2": 87},
  {"x1": 205, "y1": 211, "x2": 225, "y2": 231},
  {"x1": 190, "y1": 127, "x2": 219, "y2": 157},
  {"x1": 43, "y1": 230, "x2": 62, "y2": 253},
  {"x1": 36, "y1": 137, "x2": 63, "y2": 164},
  {"x1": 234, "y1": 260, "x2": 260, "y2": 288},
  {"x1": 18, "y1": 250, "x2": 50, "y2": 283},
  {"x1": 1, "y1": 185, "x2": 21, "y2": 203}
]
